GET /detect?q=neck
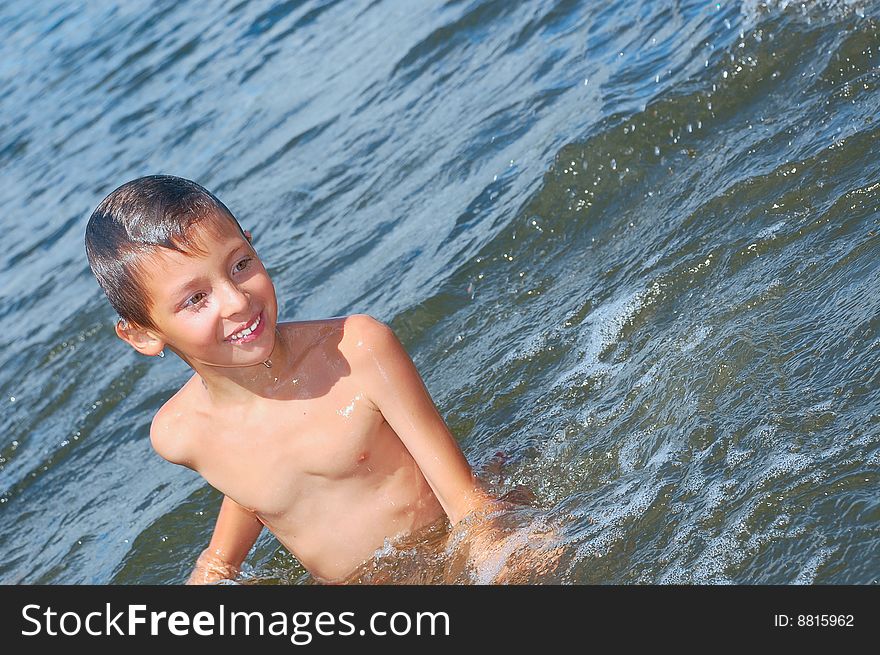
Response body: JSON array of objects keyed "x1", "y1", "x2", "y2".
[{"x1": 173, "y1": 328, "x2": 295, "y2": 405}]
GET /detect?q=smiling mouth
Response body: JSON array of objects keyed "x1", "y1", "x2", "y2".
[{"x1": 227, "y1": 313, "x2": 262, "y2": 342}]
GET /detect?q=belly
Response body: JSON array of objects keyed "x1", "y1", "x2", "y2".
[{"x1": 264, "y1": 455, "x2": 446, "y2": 582}]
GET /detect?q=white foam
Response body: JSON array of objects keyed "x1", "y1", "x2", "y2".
[
  {"x1": 572, "y1": 526, "x2": 625, "y2": 563},
  {"x1": 740, "y1": 0, "x2": 868, "y2": 22},
  {"x1": 807, "y1": 399, "x2": 835, "y2": 414},
  {"x1": 631, "y1": 361, "x2": 661, "y2": 390},
  {"x1": 646, "y1": 439, "x2": 678, "y2": 470},
  {"x1": 726, "y1": 446, "x2": 755, "y2": 468},
  {"x1": 500, "y1": 329, "x2": 551, "y2": 366},
  {"x1": 756, "y1": 450, "x2": 814, "y2": 489},
  {"x1": 599, "y1": 480, "x2": 661, "y2": 529},
  {"x1": 692, "y1": 520, "x2": 770, "y2": 583},
  {"x1": 793, "y1": 547, "x2": 836, "y2": 584},
  {"x1": 552, "y1": 289, "x2": 645, "y2": 389},
  {"x1": 617, "y1": 431, "x2": 645, "y2": 474},
  {"x1": 679, "y1": 324, "x2": 712, "y2": 352},
  {"x1": 756, "y1": 220, "x2": 787, "y2": 240}
]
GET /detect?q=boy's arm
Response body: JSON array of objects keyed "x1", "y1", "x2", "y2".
[
  {"x1": 186, "y1": 495, "x2": 264, "y2": 585},
  {"x1": 351, "y1": 315, "x2": 498, "y2": 525},
  {"x1": 150, "y1": 409, "x2": 263, "y2": 584}
]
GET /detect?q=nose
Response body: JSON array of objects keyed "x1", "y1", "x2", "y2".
[{"x1": 219, "y1": 279, "x2": 249, "y2": 318}]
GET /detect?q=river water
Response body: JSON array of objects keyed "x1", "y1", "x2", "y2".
[{"x1": 1, "y1": 0, "x2": 878, "y2": 584}]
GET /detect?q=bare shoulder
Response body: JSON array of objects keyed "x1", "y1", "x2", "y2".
[
  {"x1": 339, "y1": 313, "x2": 412, "y2": 372},
  {"x1": 335, "y1": 313, "x2": 402, "y2": 363},
  {"x1": 274, "y1": 315, "x2": 345, "y2": 350},
  {"x1": 276, "y1": 314, "x2": 394, "y2": 356},
  {"x1": 340, "y1": 313, "x2": 395, "y2": 347},
  {"x1": 149, "y1": 375, "x2": 205, "y2": 469}
]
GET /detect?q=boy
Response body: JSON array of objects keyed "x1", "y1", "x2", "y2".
[{"x1": 85, "y1": 175, "x2": 508, "y2": 584}]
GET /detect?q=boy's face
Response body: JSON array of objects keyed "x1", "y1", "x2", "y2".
[{"x1": 123, "y1": 214, "x2": 278, "y2": 369}]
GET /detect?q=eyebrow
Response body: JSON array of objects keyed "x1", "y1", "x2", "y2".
[{"x1": 223, "y1": 242, "x2": 248, "y2": 262}]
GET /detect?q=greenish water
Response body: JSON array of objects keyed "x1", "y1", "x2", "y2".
[{"x1": 1, "y1": 0, "x2": 878, "y2": 584}]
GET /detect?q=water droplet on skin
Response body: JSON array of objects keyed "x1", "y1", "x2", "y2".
[{"x1": 337, "y1": 393, "x2": 362, "y2": 418}]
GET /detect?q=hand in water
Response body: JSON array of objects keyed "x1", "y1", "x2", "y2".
[
  {"x1": 445, "y1": 489, "x2": 566, "y2": 584},
  {"x1": 186, "y1": 548, "x2": 241, "y2": 585}
]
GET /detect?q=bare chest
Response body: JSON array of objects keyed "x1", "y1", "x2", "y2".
[{"x1": 195, "y1": 388, "x2": 393, "y2": 516}]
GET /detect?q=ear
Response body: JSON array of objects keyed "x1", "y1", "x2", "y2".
[
  {"x1": 115, "y1": 319, "x2": 166, "y2": 357},
  {"x1": 244, "y1": 229, "x2": 253, "y2": 244}
]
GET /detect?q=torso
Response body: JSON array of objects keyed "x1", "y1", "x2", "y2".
[{"x1": 166, "y1": 317, "x2": 445, "y2": 582}]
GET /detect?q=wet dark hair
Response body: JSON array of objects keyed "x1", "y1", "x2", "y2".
[{"x1": 85, "y1": 174, "x2": 247, "y2": 330}]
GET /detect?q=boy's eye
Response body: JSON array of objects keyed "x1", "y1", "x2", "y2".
[
  {"x1": 234, "y1": 257, "x2": 252, "y2": 273},
  {"x1": 186, "y1": 292, "x2": 207, "y2": 307}
]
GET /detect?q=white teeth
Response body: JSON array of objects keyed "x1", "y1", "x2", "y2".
[{"x1": 230, "y1": 315, "x2": 260, "y2": 340}]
